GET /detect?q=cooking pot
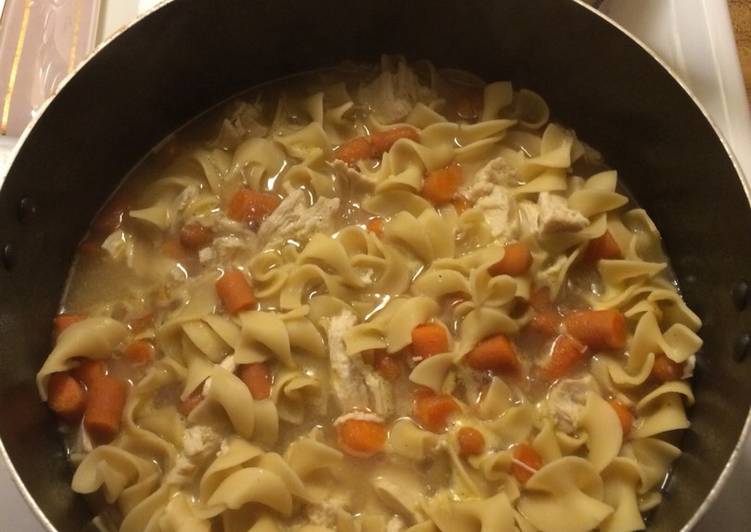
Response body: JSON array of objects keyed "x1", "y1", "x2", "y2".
[{"x1": 1, "y1": 0, "x2": 749, "y2": 530}]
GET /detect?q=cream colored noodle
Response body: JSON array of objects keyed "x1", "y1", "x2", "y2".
[{"x1": 37, "y1": 57, "x2": 702, "y2": 532}]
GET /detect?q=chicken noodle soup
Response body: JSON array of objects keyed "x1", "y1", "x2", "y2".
[{"x1": 37, "y1": 58, "x2": 702, "y2": 532}]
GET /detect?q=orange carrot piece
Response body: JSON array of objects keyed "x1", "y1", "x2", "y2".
[
  {"x1": 336, "y1": 417, "x2": 387, "y2": 457},
  {"x1": 465, "y1": 335, "x2": 519, "y2": 373},
  {"x1": 488, "y1": 242, "x2": 533, "y2": 277},
  {"x1": 334, "y1": 136, "x2": 372, "y2": 165},
  {"x1": 92, "y1": 194, "x2": 129, "y2": 235},
  {"x1": 452, "y1": 195, "x2": 472, "y2": 215},
  {"x1": 542, "y1": 335, "x2": 588, "y2": 381},
  {"x1": 160, "y1": 238, "x2": 191, "y2": 262},
  {"x1": 529, "y1": 287, "x2": 554, "y2": 313},
  {"x1": 373, "y1": 351, "x2": 401, "y2": 381},
  {"x1": 366, "y1": 217, "x2": 385, "y2": 237},
  {"x1": 84, "y1": 375, "x2": 127, "y2": 442},
  {"x1": 414, "y1": 391, "x2": 459, "y2": 432},
  {"x1": 421, "y1": 163, "x2": 463, "y2": 205},
  {"x1": 411, "y1": 323, "x2": 450, "y2": 359},
  {"x1": 178, "y1": 387, "x2": 203, "y2": 416},
  {"x1": 124, "y1": 340, "x2": 156, "y2": 365},
  {"x1": 179, "y1": 223, "x2": 214, "y2": 250},
  {"x1": 72, "y1": 359, "x2": 107, "y2": 388},
  {"x1": 457, "y1": 427, "x2": 485, "y2": 456},
  {"x1": 526, "y1": 287, "x2": 559, "y2": 337},
  {"x1": 609, "y1": 399, "x2": 633, "y2": 438},
  {"x1": 227, "y1": 188, "x2": 281, "y2": 223},
  {"x1": 369, "y1": 126, "x2": 420, "y2": 157},
  {"x1": 563, "y1": 309, "x2": 626, "y2": 350},
  {"x1": 215, "y1": 269, "x2": 256, "y2": 314},
  {"x1": 583, "y1": 231, "x2": 622, "y2": 263},
  {"x1": 237, "y1": 363, "x2": 271, "y2": 400},
  {"x1": 512, "y1": 443, "x2": 543, "y2": 484},
  {"x1": 79, "y1": 237, "x2": 104, "y2": 257},
  {"x1": 651, "y1": 353, "x2": 685, "y2": 383},
  {"x1": 53, "y1": 313, "x2": 84, "y2": 338},
  {"x1": 47, "y1": 373, "x2": 86, "y2": 423}
]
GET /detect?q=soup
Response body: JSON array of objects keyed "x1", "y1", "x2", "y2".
[{"x1": 36, "y1": 57, "x2": 701, "y2": 532}]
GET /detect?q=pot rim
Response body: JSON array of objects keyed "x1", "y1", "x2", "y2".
[{"x1": 0, "y1": 1, "x2": 748, "y2": 530}]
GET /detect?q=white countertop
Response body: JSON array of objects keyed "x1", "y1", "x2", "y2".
[{"x1": 1, "y1": 0, "x2": 750, "y2": 530}]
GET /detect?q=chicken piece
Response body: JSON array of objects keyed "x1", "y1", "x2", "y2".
[
  {"x1": 257, "y1": 188, "x2": 340, "y2": 247},
  {"x1": 305, "y1": 494, "x2": 350, "y2": 528},
  {"x1": 359, "y1": 60, "x2": 434, "y2": 124},
  {"x1": 473, "y1": 185, "x2": 520, "y2": 243},
  {"x1": 327, "y1": 311, "x2": 394, "y2": 417},
  {"x1": 182, "y1": 424, "x2": 223, "y2": 458},
  {"x1": 331, "y1": 159, "x2": 378, "y2": 188},
  {"x1": 517, "y1": 200, "x2": 540, "y2": 238},
  {"x1": 387, "y1": 516, "x2": 407, "y2": 532},
  {"x1": 537, "y1": 192, "x2": 589, "y2": 233},
  {"x1": 460, "y1": 156, "x2": 517, "y2": 202},
  {"x1": 546, "y1": 375, "x2": 599, "y2": 433}
]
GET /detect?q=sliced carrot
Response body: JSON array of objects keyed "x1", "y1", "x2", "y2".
[
  {"x1": 84, "y1": 375, "x2": 127, "y2": 442},
  {"x1": 529, "y1": 287, "x2": 554, "y2": 313},
  {"x1": 92, "y1": 194, "x2": 129, "y2": 235},
  {"x1": 465, "y1": 335, "x2": 519, "y2": 373},
  {"x1": 123, "y1": 340, "x2": 156, "y2": 365},
  {"x1": 366, "y1": 217, "x2": 385, "y2": 237},
  {"x1": 369, "y1": 126, "x2": 420, "y2": 157},
  {"x1": 334, "y1": 136, "x2": 372, "y2": 165},
  {"x1": 421, "y1": 163, "x2": 463, "y2": 205},
  {"x1": 215, "y1": 269, "x2": 256, "y2": 314},
  {"x1": 237, "y1": 363, "x2": 271, "y2": 400},
  {"x1": 179, "y1": 223, "x2": 214, "y2": 250},
  {"x1": 72, "y1": 359, "x2": 107, "y2": 388},
  {"x1": 542, "y1": 335, "x2": 588, "y2": 381},
  {"x1": 488, "y1": 242, "x2": 533, "y2": 277},
  {"x1": 227, "y1": 188, "x2": 281, "y2": 223},
  {"x1": 178, "y1": 387, "x2": 203, "y2": 416},
  {"x1": 47, "y1": 373, "x2": 86, "y2": 423},
  {"x1": 79, "y1": 237, "x2": 104, "y2": 257},
  {"x1": 563, "y1": 309, "x2": 626, "y2": 350},
  {"x1": 609, "y1": 399, "x2": 633, "y2": 438},
  {"x1": 128, "y1": 314, "x2": 153, "y2": 333},
  {"x1": 583, "y1": 231, "x2": 622, "y2": 263},
  {"x1": 411, "y1": 323, "x2": 450, "y2": 359},
  {"x1": 336, "y1": 417, "x2": 387, "y2": 458},
  {"x1": 373, "y1": 351, "x2": 401, "y2": 381},
  {"x1": 414, "y1": 391, "x2": 459, "y2": 432},
  {"x1": 512, "y1": 443, "x2": 543, "y2": 484},
  {"x1": 53, "y1": 313, "x2": 84, "y2": 338},
  {"x1": 457, "y1": 426, "x2": 485, "y2": 456},
  {"x1": 525, "y1": 287, "x2": 559, "y2": 337},
  {"x1": 651, "y1": 353, "x2": 685, "y2": 383},
  {"x1": 452, "y1": 195, "x2": 472, "y2": 215},
  {"x1": 160, "y1": 238, "x2": 191, "y2": 262}
]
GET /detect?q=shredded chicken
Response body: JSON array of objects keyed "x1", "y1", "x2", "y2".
[
  {"x1": 546, "y1": 375, "x2": 598, "y2": 433},
  {"x1": 460, "y1": 156, "x2": 517, "y2": 201},
  {"x1": 358, "y1": 59, "x2": 434, "y2": 124},
  {"x1": 473, "y1": 185, "x2": 519, "y2": 242},
  {"x1": 537, "y1": 192, "x2": 589, "y2": 233},
  {"x1": 257, "y1": 188, "x2": 340, "y2": 247}
]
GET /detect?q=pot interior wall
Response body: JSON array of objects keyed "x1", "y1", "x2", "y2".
[{"x1": 1, "y1": 1, "x2": 750, "y2": 530}]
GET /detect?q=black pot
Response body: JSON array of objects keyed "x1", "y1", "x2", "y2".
[{"x1": 1, "y1": 1, "x2": 749, "y2": 530}]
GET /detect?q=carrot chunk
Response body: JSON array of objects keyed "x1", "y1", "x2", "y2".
[
  {"x1": 651, "y1": 353, "x2": 685, "y2": 382},
  {"x1": 160, "y1": 238, "x2": 191, "y2": 262},
  {"x1": 237, "y1": 363, "x2": 271, "y2": 400},
  {"x1": 227, "y1": 188, "x2": 281, "y2": 223},
  {"x1": 92, "y1": 194, "x2": 129, "y2": 235},
  {"x1": 512, "y1": 443, "x2": 543, "y2": 484},
  {"x1": 72, "y1": 359, "x2": 107, "y2": 388},
  {"x1": 366, "y1": 217, "x2": 385, "y2": 237},
  {"x1": 465, "y1": 335, "x2": 519, "y2": 373},
  {"x1": 373, "y1": 351, "x2": 401, "y2": 381},
  {"x1": 47, "y1": 373, "x2": 86, "y2": 423},
  {"x1": 583, "y1": 231, "x2": 622, "y2": 263},
  {"x1": 334, "y1": 136, "x2": 372, "y2": 165},
  {"x1": 563, "y1": 309, "x2": 626, "y2": 350},
  {"x1": 414, "y1": 391, "x2": 459, "y2": 432},
  {"x1": 178, "y1": 387, "x2": 203, "y2": 416},
  {"x1": 215, "y1": 269, "x2": 256, "y2": 314},
  {"x1": 84, "y1": 375, "x2": 127, "y2": 442},
  {"x1": 411, "y1": 323, "x2": 450, "y2": 359},
  {"x1": 369, "y1": 126, "x2": 420, "y2": 157},
  {"x1": 457, "y1": 427, "x2": 485, "y2": 456},
  {"x1": 336, "y1": 417, "x2": 387, "y2": 457},
  {"x1": 53, "y1": 313, "x2": 84, "y2": 338},
  {"x1": 179, "y1": 223, "x2": 214, "y2": 250},
  {"x1": 124, "y1": 340, "x2": 156, "y2": 365},
  {"x1": 525, "y1": 287, "x2": 560, "y2": 337},
  {"x1": 488, "y1": 242, "x2": 533, "y2": 277},
  {"x1": 542, "y1": 335, "x2": 589, "y2": 381},
  {"x1": 421, "y1": 163, "x2": 463, "y2": 205},
  {"x1": 609, "y1": 399, "x2": 633, "y2": 438}
]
